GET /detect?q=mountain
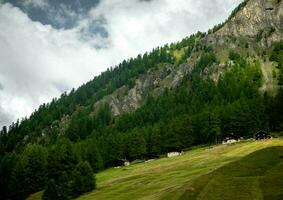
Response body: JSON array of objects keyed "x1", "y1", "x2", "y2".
[
  {"x1": 207, "y1": 0, "x2": 283, "y2": 43},
  {"x1": 0, "y1": 0, "x2": 283, "y2": 199},
  {"x1": 96, "y1": 0, "x2": 283, "y2": 116}
]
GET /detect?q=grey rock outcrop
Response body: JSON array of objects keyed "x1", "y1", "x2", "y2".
[{"x1": 205, "y1": 0, "x2": 283, "y2": 46}]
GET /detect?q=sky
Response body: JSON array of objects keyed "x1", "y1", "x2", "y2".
[{"x1": 0, "y1": 0, "x2": 243, "y2": 128}]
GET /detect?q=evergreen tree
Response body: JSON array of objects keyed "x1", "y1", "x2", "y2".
[
  {"x1": 43, "y1": 179, "x2": 59, "y2": 200},
  {"x1": 0, "y1": 152, "x2": 17, "y2": 199},
  {"x1": 47, "y1": 139, "x2": 78, "y2": 181},
  {"x1": 21, "y1": 144, "x2": 48, "y2": 193},
  {"x1": 9, "y1": 144, "x2": 47, "y2": 199},
  {"x1": 127, "y1": 129, "x2": 147, "y2": 160},
  {"x1": 71, "y1": 161, "x2": 95, "y2": 197}
]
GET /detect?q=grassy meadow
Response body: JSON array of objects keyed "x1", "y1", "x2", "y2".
[{"x1": 27, "y1": 139, "x2": 283, "y2": 200}]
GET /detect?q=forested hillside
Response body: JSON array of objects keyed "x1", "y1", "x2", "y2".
[{"x1": 0, "y1": 0, "x2": 283, "y2": 199}]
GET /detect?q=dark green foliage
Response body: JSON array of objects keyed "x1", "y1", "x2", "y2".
[
  {"x1": 126, "y1": 129, "x2": 147, "y2": 160},
  {"x1": 192, "y1": 110, "x2": 221, "y2": 144},
  {"x1": 43, "y1": 161, "x2": 95, "y2": 199},
  {"x1": 47, "y1": 139, "x2": 78, "y2": 181},
  {"x1": 71, "y1": 162, "x2": 95, "y2": 198},
  {"x1": 95, "y1": 103, "x2": 113, "y2": 128},
  {"x1": 42, "y1": 161, "x2": 95, "y2": 200},
  {"x1": 22, "y1": 145, "x2": 48, "y2": 192},
  {"x1": 76, "y1": 139, "x2": 104, "y2": 172},
  {"x1": 65, "y1": 107, "x2": 93, "y2": 141},
  {"x1": 267, "y1": 89, "x2": 283, "y2": 131},
  {"x1": 43, "y1": 173, "x2": 70, "y2": 200},
  {"x1": 9, "y1": 160, "x2": 26, "y2": 200},
  {"x1": 148, "y1": 125, "x2": 163, "y2": 157},
  {"x1": 8, "y1": 145, "x2": 47, "y2": 199},
  {"x1": 228, "y1": 49, "x2": 241, "y2": 61},
  {"x1": 43, "y1": 180, "x2": 59, "y2": 200},
  {"x1": 0, "y1": 152, "x2": 17, "y2": 199},
  {"x1": 270, "y1": 41, "x2": 283, "y2": 85},
  {"x1": 56, "y1": 172, "x2": 71, "y2": 200}
]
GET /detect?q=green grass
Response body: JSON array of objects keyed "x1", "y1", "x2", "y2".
[
  {"x1": 179, "y1": 145, "x2": 283, "y2": 200},
  {"x1": 27, "y1": 139, "x2": 283, "y2": 200}
]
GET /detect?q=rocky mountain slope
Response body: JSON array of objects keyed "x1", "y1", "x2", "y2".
[
  {"x1": 205, "y1": 0, "x2": 283, "y2": 46},
  {"x1": 94, "y1": 0, "x2": 283, "y2": 117}
]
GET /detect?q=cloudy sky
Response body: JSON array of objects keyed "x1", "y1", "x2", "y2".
[{"x1": 0, "y1": 0, "x2": 243, "y2": 128}]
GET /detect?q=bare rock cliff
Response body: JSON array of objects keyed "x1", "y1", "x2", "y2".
[{"x1": 205, "y1": 0, "x2": 283, "y2": 46}]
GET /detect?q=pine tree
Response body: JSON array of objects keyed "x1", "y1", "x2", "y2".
[
  {"x1": 127, "y1": 130, "x2": 147, "y2": 160},
  {"x1": 71, "y1": 161, "x2": 95, "y2": 197},
  {"x1": 43, "y1": 179, "x2": 59, "y2": 200},
  {"x1": 47, "y1": 139, "x2": 78, "y2": 181},
  {"x1": 21, "y1": 144, "x2": 48, "y2": 193}
]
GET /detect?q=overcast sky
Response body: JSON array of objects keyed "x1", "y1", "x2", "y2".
[{"x1": 0, "y1": 0, "x2": 243, "y2": 128}]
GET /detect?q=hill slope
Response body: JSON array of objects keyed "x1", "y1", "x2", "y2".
[
  {"x1": 1, "y1": 0, "x2": 283, "y2": 199},
  {"x1": 27, "y1": 139, "x2": 283, "y2": 200}
]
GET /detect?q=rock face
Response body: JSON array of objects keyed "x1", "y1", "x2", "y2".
[
  {"x1": 94, "y1": 62, "x2": 194, "y2": 116},
  {"x1": 205, "y1": 0, "x2": 283, "y2": 46}
]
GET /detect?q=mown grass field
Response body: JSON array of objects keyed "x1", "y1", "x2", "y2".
[{"x1": 27, "y1": 139, "x2": 283, "y2": 200}]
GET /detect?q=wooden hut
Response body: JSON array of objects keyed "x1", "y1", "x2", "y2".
[
  {"x1": 254, "y1": 130, "x2": 271, "y2": 140},
  {"x1": 114, "y1": 159, "x2": 130, "y2": 167}
]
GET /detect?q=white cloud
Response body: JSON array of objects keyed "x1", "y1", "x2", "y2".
[{"x1": 0, "y1": 0, "x2": 243, "y2": 127}]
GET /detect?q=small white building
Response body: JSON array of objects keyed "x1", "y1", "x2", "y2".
[
  {"x1": 222, "y1": 133, "x2": 240, "y2": 145},
  {"x1": 222, "y1": 139, "x2": 238, "y2": 145},
  {"x1": 167, "y1": 151, "x2": 182, "y2": 158},
  {"x1": 124, "y1": 160, "x2": 130, "y2": 166}
]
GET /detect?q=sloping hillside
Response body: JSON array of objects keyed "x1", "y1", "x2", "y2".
[
  {"x1": 1, "y1": 0, "x2": 282, "y2": 150},
  {"x1": 1, "y1": 0, "x2": 283, "y2": 199},
  {"x1": 27, "y1": 139, "x2": 283, "y2": 200}
]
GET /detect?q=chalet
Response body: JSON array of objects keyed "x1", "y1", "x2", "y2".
[
  {"x1": 167, "y1": 151, "x2": 182, "y2": 158},
  {"x1": 222, "y1": 133, "x2": 240, "y2": 144},
  {"x1": 254, "y1": 130, "x2": 271, "y2": 140},
  {"x1": 114, "y1": 159, "x2": 130, "y2": 167}
]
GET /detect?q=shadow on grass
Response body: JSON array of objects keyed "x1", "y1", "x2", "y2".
[{"x1": 178, "y1": 146, "x2": 283, "y2": 200}]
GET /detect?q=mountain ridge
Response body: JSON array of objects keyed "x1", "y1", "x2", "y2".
[
  {"x1": 205, "y1": 0, "x2": 283, "y2": 47},
  {"x1": 93, "y1": 0, "x2": 283, "y2": 118}
]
